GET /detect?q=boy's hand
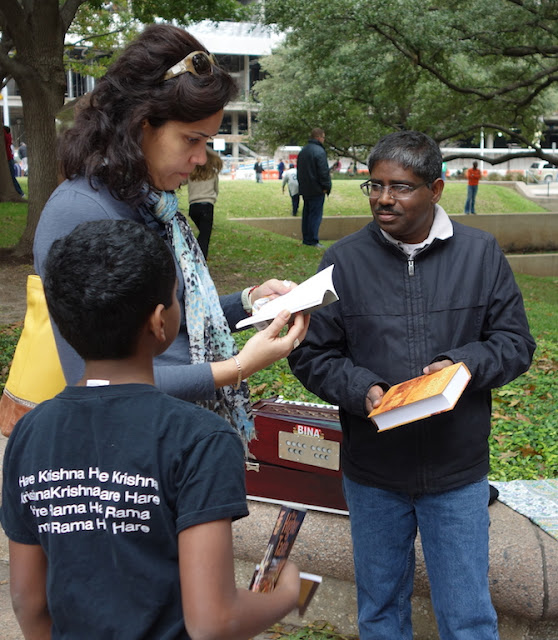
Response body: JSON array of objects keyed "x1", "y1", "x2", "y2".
[{"x1": 273, "y1": 560, "x2": 301, "y2": 606}]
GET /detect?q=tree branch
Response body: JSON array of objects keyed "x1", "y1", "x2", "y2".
[
  {"x1": 67, "y1": 27, "x2": 127, "y2": 49},
  {"x1": 442, "y1": 150, "x2": 558, "y2": 165},
  {"x1": 60, "y1": 0, "x2": 88, "y2": 32},
  {"x1": 0, "y1": 0, "x2": 25, "y2": 30},
  {"x1": 360, "y1": 17, "x2": 558, "y2": 102},
  {"x1": 500, "y1": 45, "x2": 558, "y2": 57},
  {"x1": 366, "y1": 21, "x2": 492, "y2": 99},
  {"x1": 513, "y1": 74, "x2": 558, "y2": 109}
]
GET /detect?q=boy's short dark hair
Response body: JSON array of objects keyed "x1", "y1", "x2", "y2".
[{"x1": 44, "y1": 220, "x2": 176, "y2": 360}]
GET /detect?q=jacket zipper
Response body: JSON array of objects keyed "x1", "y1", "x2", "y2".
[{"x1": 408, "y1": 258, "x2": 415, "y2": 276}]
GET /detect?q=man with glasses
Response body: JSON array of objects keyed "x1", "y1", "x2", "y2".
[
  {"x1": 289, "y1": 130, "x2": 535, "y2": 640},
  {"x1": 297, "y1": 127, "x2": 332, "y2": 247}
]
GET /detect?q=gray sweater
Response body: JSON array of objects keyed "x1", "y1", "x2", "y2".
[
  {"x1": 33, "y1": 177, "x2": 246, "y2": 402},
  {"x1": 188, "y1": 174, "x2": 219, "y2": 206}
]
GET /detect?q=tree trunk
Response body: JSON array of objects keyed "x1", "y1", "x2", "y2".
[
  {"x1": 0, "y1": 154, "x2": 25, "y2": 202},
  {"x1": 6, "y1": 0, "x2": 67, "y2": 262},
  {"x1": 11, "y1": 79, "x2": 62, "y2": 261}
]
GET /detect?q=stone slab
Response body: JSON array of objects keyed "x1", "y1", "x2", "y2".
[{"x1": 233, "y1": 498, "x2": 558, "y2": 624}]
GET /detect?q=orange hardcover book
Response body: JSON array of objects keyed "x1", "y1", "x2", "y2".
[{"x1": 368, "y1": 362, "x2": 471, "y2": 432}]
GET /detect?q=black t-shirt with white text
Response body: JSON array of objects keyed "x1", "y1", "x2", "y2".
[{"x1": 1, "y1": 384, "x2": 248, "y2": 639}]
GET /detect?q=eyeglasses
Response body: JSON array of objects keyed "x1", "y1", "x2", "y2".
[
  {"x1": 163, "y1": 51, "x2": 217, "y2": 81},
  {"x1": 360, "y1": 180, "x2": 429, "y2": 200}
]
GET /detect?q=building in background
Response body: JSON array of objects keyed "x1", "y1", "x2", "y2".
[
  {"x1": 188, "y1": 20, "x2": 284, "y2": 160},
  {"x1": 2, "y1": 20, "x2": 556, "y2": 176},
  {"x1": 2, "y1": 21, "x2": 284, "y2": 165}
]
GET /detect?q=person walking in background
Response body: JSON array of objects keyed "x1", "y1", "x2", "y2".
[
  {"x1": 18, "y1": 140, "x2": 28, "y2": 176},
  {"x1": 3, "y1": 125, "x2": 24, "y2": 196},
  {"x1": 254, "y1": 157, "x2": 264, "y2": 183},
  {"x1": 289, "y1": 130, "x2": 535, "y2": 640},
  {"x1": 277, "y1": 157, "x2": 286, "y2": 180},
  {"x1": 464, "y1": 160, "x2": 482, "y2": 214},
  {"x1": 282, "y1": 162, "x2": 300, "y2": 216},
  {"x1": 330, "y1": 158, "x2": 341, "y2": 173},
  {"x1": 297, "y1": 127, "x2": 331, "y2": 247},
  {"x1": 188, "y1": 147, "x2": 221, "y2": 259}
]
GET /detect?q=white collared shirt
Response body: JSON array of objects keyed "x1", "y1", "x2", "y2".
[{"x1": 380, "y1": 204, "x2": 453, "y2": 258}]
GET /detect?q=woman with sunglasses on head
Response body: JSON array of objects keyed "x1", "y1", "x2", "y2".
[
  {"x1": 34, "y1": 24, "x2": 309, "y2": 450},
  {"x1": 28, "y1": 23, "x2": 305, "y2": 640}
]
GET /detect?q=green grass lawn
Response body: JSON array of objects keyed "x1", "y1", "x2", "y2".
[
  {"x1": 0, "y1": 178, "x2": 547, "y2": 249},
  {"x1": 218, "y1": 178, "x2": 547, "y2": 219},
  {"x1": 1, "y1": 182, "x2": 556, "y2": 482}
]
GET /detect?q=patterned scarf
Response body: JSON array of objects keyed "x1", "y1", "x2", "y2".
[{"x1": 142, "y1": 188, "x2": 255, "y2": 448}]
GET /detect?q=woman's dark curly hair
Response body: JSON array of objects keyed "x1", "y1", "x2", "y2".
[{"x1": 59, "y1": 24, "x2": 237, "y2": 205}]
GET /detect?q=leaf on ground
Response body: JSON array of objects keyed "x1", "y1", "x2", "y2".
[
  {"x1": 498, "y1": 450, "x2": 520, "y2": 460},
  {"x1": 536, "y1": 358, "x2": 558, "y2": 373},
  {"x1": 492, "y1": 411, "x2": 510, "y2": 420},
  {"x1": 520, "y1": 445, "x2": 540, "y2": 457},
  {"x1": 250, "y1": 383, "x2": 269, "y2": 395}
]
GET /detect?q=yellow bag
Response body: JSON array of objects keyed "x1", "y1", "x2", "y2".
[{"x1": 0, "y1": 275, "x2": 66, "y2": 437}]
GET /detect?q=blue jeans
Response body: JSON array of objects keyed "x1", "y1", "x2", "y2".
[
  {"x1": 464, "y1": 185, "x2": 478, "y2": 214},
  {"x1": 343, "y1": 475, "x2": 498, "y2": 640},
  {"x1": 301, "y1": 194, "x2": 325, "y2": 245}
]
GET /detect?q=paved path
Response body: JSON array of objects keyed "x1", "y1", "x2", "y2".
[
  {"x1": 516, "y1": 181, "x2": 558, "y2": 211},
  {"x1": 525, "y1": 182, "x2": 558, "y2": 197}
]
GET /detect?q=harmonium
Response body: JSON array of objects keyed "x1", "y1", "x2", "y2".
[{"x1": 246, "y1": 397, "x2": 347, "y2": 513}]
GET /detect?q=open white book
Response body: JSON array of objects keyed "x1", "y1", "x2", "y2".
[{"x1": 236, "y1": 264, "x2": 339, "y2": 330}]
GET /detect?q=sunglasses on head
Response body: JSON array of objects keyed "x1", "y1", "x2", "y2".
[{"x1": 163, "y1": 51, "x2": 217, "y2": 81}]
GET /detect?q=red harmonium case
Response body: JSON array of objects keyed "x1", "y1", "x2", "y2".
[{"x1": 246, "y1": 397, "x2": 347, "y2": 512}]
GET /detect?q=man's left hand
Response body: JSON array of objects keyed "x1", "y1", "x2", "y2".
[{"x1": 423, "y1": 359, "x2": 454, "y2": 375}]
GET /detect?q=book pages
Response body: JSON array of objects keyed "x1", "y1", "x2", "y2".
[{"x1": 236, "y1": 265, "x2": 338, "y2": 330}]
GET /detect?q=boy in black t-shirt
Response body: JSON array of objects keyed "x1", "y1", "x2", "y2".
[{"x1": 1, "y1": 220, "x2": 300, "y2": 640}]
